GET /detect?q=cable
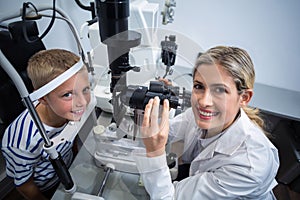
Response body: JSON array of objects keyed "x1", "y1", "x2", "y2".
[
  {"x1": 74, "y1": 0, "x2": 96, "y2": 19},
  {"x1": 74, "y1": 0, "x2": 92, "y2": 11},
  {"x1": 22, "y1": 0, "x2": 56, "y2": 43}
]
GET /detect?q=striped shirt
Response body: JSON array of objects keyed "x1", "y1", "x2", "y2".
[{"x1": 1, "y1": 108, "x2": 74, "y2": 191}]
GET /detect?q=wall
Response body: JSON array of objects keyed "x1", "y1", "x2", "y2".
[
  {"x1": 159, "y1": 0, "x2": 300, "y2": 92},
  {"x1": 1, "y1": 0, "x2": 300, "y2": 92}
]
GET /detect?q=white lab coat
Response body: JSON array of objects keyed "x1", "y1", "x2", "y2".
[{"x1": 134, "y1": 108, "x2": 279, "y2": 200}]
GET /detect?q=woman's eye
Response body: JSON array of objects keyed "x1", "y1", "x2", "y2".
[
  {"x1": 213, "y1": 87, "x2": 226, "y2": 94},
  {"x1": 193, "y1": 83, "x2": 204, "y2": 90}
]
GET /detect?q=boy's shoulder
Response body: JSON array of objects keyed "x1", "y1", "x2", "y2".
[
  {"x1": 3, "y1": 109, "x2": 40, "y2": 150},
  {"x1": 7, "y1": 108, "x2": 31, "y2": 129},
  {"x1": 5, "y1": 101, "x2": 40, "y2": 137}
]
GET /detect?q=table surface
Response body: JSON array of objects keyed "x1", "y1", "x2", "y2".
[
  {"x1": 52, "y1": 112, "x2": 150, "y2": 200},
  {"x1": 250, "y1": 82, "x2": 300, "y2": 121}
]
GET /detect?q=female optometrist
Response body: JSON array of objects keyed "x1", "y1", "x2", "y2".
[{"x1": 134, "y1": 46, "x2": 279, "y2": 200}]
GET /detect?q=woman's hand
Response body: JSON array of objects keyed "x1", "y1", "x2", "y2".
[
  {"x1": 158, "y1": 78, "x2": 173, "y2": 86},
  {"x1": 141, "y1": 96, "x2": 170, "y2": 157}
]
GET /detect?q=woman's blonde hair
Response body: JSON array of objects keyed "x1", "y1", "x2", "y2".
[
  {"x1": 194, "y1": 46, "x2": 265, "y2": 131},
  {"x1": 27, "y1": 49, "x2": 80, "y2": 90}
]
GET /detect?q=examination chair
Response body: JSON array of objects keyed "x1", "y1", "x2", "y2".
[
  {"x1": 0, "y1": 20, "x2": 46, "y2": 131},
  {"x1": 0, "y1": 20, "x2": 46, "y2": 198}
]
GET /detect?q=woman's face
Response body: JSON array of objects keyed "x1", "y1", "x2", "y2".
[{"x1": 191, "y1": 64, "x2": 246, "y2": 136}]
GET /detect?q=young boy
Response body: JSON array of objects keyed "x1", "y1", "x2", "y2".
[{"x1": 1, "y1": 49, "x2": 91, "y2": 199}]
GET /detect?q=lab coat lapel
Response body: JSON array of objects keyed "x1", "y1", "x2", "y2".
[
  {"x1": 193, "y1": 109, "x2": 249, "y2": 161},
  {"x1": 189, "y1": 141, "x2": 216, "y2": 175},
  {"x1": 193, "y1": 138, "x2": 217, "y2": 161},
  {"x1": 214, "y1": 109, "x2": 249, "y2": 155}
]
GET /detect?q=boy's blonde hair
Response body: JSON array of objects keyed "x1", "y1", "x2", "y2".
[{"x1": 27, "y1": 49, "x2": 80, "y2": 90}]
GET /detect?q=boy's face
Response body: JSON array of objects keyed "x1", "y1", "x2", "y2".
[
  {"x1": 191, "y1": 64, "x2": 250, "y2": 135},
  {"x1": 42, "y1": 69, "x2": 91, "y2": 123}
]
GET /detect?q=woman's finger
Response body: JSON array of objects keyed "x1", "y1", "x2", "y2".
[
  {"x1": 161, "y1": 99, "x2": 169, "y2": 123},
  {"x1": 159, "y1": 99, "x2": 170, "y2": 134},
  {"x1": 142, "y1": 98, "x2": 153, "y2": 130},
  {"x1": 150, "y1": 96, "x2": 160, "y2": 129},
  {"x1": 159, "y1": 78, "x2": 172, "y2": 86}
]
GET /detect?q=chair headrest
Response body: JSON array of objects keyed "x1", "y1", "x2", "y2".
[{"x1": 8, "y1": 20, "x2": 40, "y2": 41}]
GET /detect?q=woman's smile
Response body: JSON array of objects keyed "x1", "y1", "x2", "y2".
[{"x1": 198, "y1": 108, "x2": 219, "y2": 120}]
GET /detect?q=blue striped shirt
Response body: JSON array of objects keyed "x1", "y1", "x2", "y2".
[{"x1": 1, "y1": 109, "x2": 74, "y2": 191}]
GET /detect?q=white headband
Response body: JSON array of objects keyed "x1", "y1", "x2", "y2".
[{"x1": 29, "y1": 60, "x2": 84, "y2": 101}]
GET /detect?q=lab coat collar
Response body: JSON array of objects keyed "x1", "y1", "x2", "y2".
[{"x1": 195, "y1": 109, "x2": 250, "y2": 160}]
